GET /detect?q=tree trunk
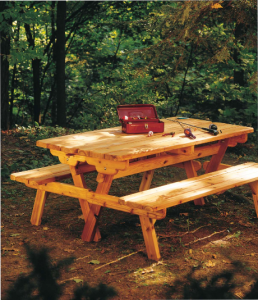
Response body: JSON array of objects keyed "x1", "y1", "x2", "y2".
[
  {"x1": 56, "y1": 1, "x2": 66, "y2": 127},
  {"x1": 24, "y1": 23, "x2": 42, "y2": 124},
  {"x1": 32, "y1": 58, "x2": 41, "y2": 123},
  {"x1": 0, "y1": 2, "x2": 11, "y2": 130},
  {"x1": 233, "y1": 23, "x2": 246, "y2": 86}
]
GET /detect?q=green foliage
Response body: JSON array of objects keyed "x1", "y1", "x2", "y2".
[{"x1": 2, "y1": 0, "x2": 257, "y2": 136}]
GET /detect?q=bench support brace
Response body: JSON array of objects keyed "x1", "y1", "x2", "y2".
[{"x1": 30, "y1": 190, "x2": 50, "y2": 226}]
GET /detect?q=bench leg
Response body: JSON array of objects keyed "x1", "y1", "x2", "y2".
[
  {"x1": 184, "y1": 160, "x2": 205, "y2": 206},
  {"x1": 81, "y1": 174, "x2": 114, "y2": 242},
  {"x1": 140, "y1": 216, "x2": 160, "y2": 261},
  {"x1": 71, "y1": 170, "x2": 101, "y2": 242},
  {"x1": 31, "y1": 190, "x2": 50, "y2": 225},
  {"x1": 249, "y1": 181, "x2": 258, "y2": 217}
]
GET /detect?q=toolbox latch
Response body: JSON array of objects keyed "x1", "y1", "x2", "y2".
[{"x1": 145, "y1": 123, "x2": 148, "y2": 129}]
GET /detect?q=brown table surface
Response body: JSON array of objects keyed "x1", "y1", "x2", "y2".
[{"x1": 37, "y1": 118, "x2": 253, "y2": 161}]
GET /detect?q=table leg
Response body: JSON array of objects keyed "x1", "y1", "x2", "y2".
[
  {"x1": 81, "y1": 174, "x2": 114, "y2": 242},
  {"x1": 183, "y1": 160, "x2": 205, "y2": 206},
  {"x1": 205, "y1": 139, "x2": 230, "y2": 174},
  {"x1": 140, "y1": 170, "x2": 155, "y2": 192},
  {"x1": 70, "y1": 169, "x2": 101, "y2": 242},
  {"x1": 30, "y1": 190, "x2": 50, "y2": 225},
  {"x1": 139, "y1": 216, "x2": 161, "y2": 261}
]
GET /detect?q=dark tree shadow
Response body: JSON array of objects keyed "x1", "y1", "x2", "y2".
[
  {"x1": 167, "y1": 261, "x2": 258, "y2": 299},
  {"x1": 3, "y1": 244, "x2": 117, "y2": 300}
]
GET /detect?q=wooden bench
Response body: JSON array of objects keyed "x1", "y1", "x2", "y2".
[
  {"x1": 11, "y1": 164, "x2": 73, "y2": 225},
  {"x1": 10, "y1": 162, "x2": 258, "y2": 261},
  {"x1": 10, "y1": 163, "x2": 96, "y2": 225},
  {"x1": 119, "y1": 162, "x2": 258, "y2": 260}
]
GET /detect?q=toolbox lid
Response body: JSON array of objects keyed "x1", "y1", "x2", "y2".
[{"x1": 117, "y1": 104, "x2": 159, "y2": 120}]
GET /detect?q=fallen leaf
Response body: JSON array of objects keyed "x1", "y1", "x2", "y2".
[
  {"x1": 212, "y1": 254, "x2": 217, "y2": 259},
  {"x1": 189, "y1": 249, "x2": 193, "y2": 254},
  {"x1": 101, "y1": 249, "x2": 105, "y2": 254},
  {"x1": 2, "y1": 247, "x2": 19, "y2": 251},
  {"x1": 211, "y1": 3, "x2": 223, "y2": 9},
  {"x1": 15, "y1": 213, "x2": 24, "y2": 217},
  {"x1": 73, "y1": 278, "x2": 83, "y2": 283},
  {"x1": 88, "y1": 260, "x2": 100, "y2": 265},
  {"x1": 64, "y1": 249, "x2": 75, "y2": 253},
  {"x1": 142, "y1": 267, "x2": 154, "y2": 274},
  {"x1": 78, "y1": 215, "x2": 84, "y2": 220},
  {"x1": 43, "y1": 227, "x2": 49, "y2": 231},
  {"x1": 10, "y1": 233, "x2": 20, "y2": 237},
  {"x1": 205, "y1": 260, "x2": 215, "y2": 267}
]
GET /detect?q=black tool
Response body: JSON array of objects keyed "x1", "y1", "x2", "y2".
[
  {"x1": 209, "y1": 124, "x2": 217, "y2": 130},
  {"x1": 177, "y1": 121, "x2": 196, "y2": 139},
  {"x1": 168, "y1": 119, "x2": 219, "y2": 136}
]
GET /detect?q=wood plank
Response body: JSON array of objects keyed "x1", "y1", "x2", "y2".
[
  {"x1": 36, "y1": 119, "x2": 253, "y2": 161},
  {"x1": 51, "y1": 149, "x2": 129, "y2": 174},
  {"x1": 10, "y1": 164, "x2": 71, "y2": 185},
  {"x1": 249, "y1": 181, "x2": 258, "y2": 217},
  {"x1": 183, "y1": 160, "x2": 205, "y2": 206},
  {"x1": 25, "y1": 182, "x2": 166, "y2": 220},
  {"x1": 103, "y1": 127, "x2": 253, "y2": 161},
  {"x1": 140, "y1": 170, "x2": 155, "y2": 192},
  {"x1": 81, "y1": 174, "x2": 114, "y2": 242},
  {"x1": 120, "y1": 163, "x2": 258, "y2": 203},
  {"x1": 87, "y1": 122, "x2": 253, "y2": 160},
  {"x1": 30, "y1": 190, "x2": 50, "y2": 226},
  {"x1": 114, "y1": 143, "x2": 220, "y2": 179},
  {"x1": 75, "y1": 122, "x2": 250, "y2": 160},
  {"x1": 149, "y1": 168, "x2": 258, "y2": 212},
  {"x1": 203, "y1": 161, "x2": 231, "y2": 171},
  {"x1": 228, "y1": 134, "x2": 248, "y2": 147},
  {"x1": 70, "y1": 167, "x2": 101, "y2": 242},
  {"x1": 119, "y1": 163, "x2": 258, "y2": 211},
  {"x1": 205, "y1": 139, "x2": 230, "y2": 174},
  {"x1": 139, "y1": 216, "x2": 161, "y2": 261}
]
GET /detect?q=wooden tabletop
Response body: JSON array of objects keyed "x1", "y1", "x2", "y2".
[{"x1": 36, "y1": 119, "x2": 253, "y2": 161}]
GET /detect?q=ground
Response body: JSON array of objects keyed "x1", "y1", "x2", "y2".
[{"x1": 1, "y1": 132, "x2": 258, "y2": 299}]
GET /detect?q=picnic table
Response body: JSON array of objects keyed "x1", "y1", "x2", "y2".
[{"x1": 11, "y1": 118, "x2": 258, "y2": 261}]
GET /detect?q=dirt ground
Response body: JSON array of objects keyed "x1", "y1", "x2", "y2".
[{"x1": 1, "y1": 133, "x2": 258, "y2": 299}]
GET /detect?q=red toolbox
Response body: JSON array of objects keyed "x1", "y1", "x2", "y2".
[{"x1": 117, "y1": 104, "x2": 164, "y2": 134}]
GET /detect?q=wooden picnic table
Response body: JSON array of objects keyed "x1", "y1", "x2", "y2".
[{"x1": 12, "y1": 118, "x2": 257, "y2": 260}]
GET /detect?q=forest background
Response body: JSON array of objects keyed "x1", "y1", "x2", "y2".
[
  {"x1": 1, "y1": 1, "x2": 258, "y2": 298},
  {"x1": 0, "y1": 0, "x2": 257, "y2": 134}
]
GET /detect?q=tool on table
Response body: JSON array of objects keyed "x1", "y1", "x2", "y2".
[
  {"x1": 167, "y1": 119, "x2": 219, "y2": 136},
  {"x1": 162, "y1": 132, "x2": 175, "y2": 137},
  {"x1": 177, "y1": 121, "x2": 196, "y2": 139}
]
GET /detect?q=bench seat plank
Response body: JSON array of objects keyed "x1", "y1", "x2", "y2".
[
  {"x1": 10, "y1": 164, "x2": 72, "y2": 185},
  {"x1": 119, "y1": 163, "x2": 258, "y2": 212}
]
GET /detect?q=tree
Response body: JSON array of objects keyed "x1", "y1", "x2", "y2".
[
  {"x1": 0, "y1": 1, "x2": 11, "y2": 130},
  {"x1": 56, "y1": 1, "x2": 66, "y2": 127}
]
